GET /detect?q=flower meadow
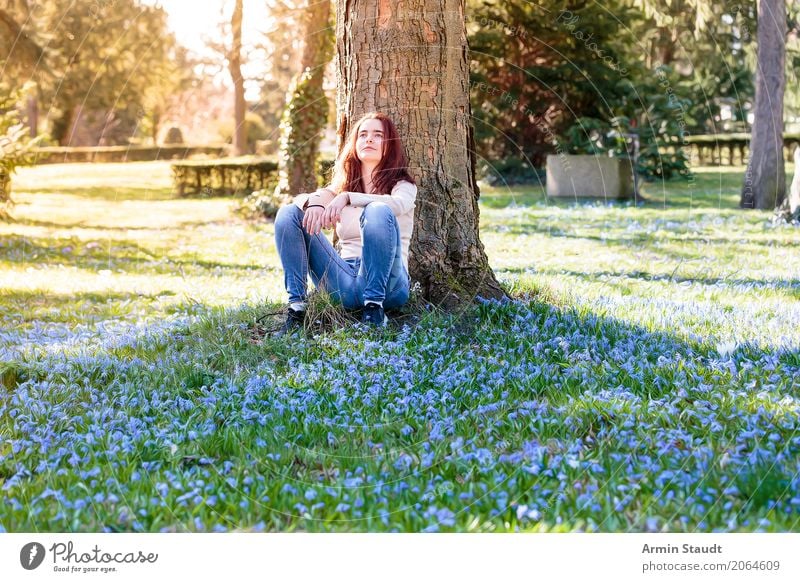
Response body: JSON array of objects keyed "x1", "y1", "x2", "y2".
[{"x1": 1, "y1": 162, "x2": 799, "y2": 532}]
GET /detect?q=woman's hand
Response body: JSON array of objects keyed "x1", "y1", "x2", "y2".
[
  {"x1": 302, "y1": 205, "x2": 325, "y2": 235},
  {"x1": 322, "y1": 193, "x2": 350, "y2": 229}
]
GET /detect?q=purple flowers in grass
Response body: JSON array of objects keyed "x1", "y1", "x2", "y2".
[{"x1": 1, "y1": 286, "x2": 799, "y2": 532}]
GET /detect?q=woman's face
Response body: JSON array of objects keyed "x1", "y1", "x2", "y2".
[{"x1": 356, "y1": 118, "x2": 385, "y2": 164}]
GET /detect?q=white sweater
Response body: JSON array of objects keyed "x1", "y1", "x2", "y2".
[{"x1": 293, "y1": 180, "x2": 417, "y2": 271}]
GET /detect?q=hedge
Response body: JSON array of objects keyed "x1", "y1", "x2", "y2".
[
  {"x1": 31, "y1": 145, "x2": 228, "y2": 164},
  {"x1": 172, "y1": 157, "x2": 336, "y2": 197}
]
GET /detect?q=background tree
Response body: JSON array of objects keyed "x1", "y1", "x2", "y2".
[
  {"x1": 468, "y1": 0, "x2": 697, "y2": 182},
  {"x1": 0, "y1": 77, "x2": 38, "y2": 218},
  {"x1": 253, "y1": 0, "x2": 307, "y2": 152},
  {"x1": 628, "y1": 0, "x2": 713, "y2": 68},
  {"x1": 140, "y1": 44, "x2": 197, "y2": 144},
  {"x1": 1, "y1": 0, "x2": 44, "y2": 137},
  {"x1": 468, "y1": 0, "x2": 641, "y2": 177},
  {"x1": 20, "y1": 1, "x2": 185, "y2": 146},
  {"x1": 276, "y1": 0, "x2": 334, "y2": 196},
  {"x1": 628, "y1": 0, "x2": 758, "y2": 134},
  {"x1": 742, "y1": 0, "x2": 787, "y2": 209},
  {"x1": 229, "y1": 0, "x2": 247, "y2": 155},
  {"x1": 337, "y1": 0, "x2": 504, "y2": 305},
  {"x1": 786, "y1": 6, "x2": 800, "y2": 123},
  {"x1": 0, "y1": 1, "x2": 42, "y2": 73}
]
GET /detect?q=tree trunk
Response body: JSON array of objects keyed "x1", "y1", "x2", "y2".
[
  {"x1": 26, "y1": 95, "x2": 38, "y2": 137},
  {"x1": 151, "y1": 110, "x2": 161, "y2": 145},
  {"x1": 336, "y1": 0, "x2": 505, "y2": 307},
  {"x1": 277, "y1": 0, "x2": 333, "y2": 197},
  {"x1": 229, "y1": 0, "x2": 247, "y2": 156},
  {"x1": 654, "y1": 27, "x2": 676, "y2": 66},
  {"x1": 51, "y1": 103, "x2": 76, "y2": 146},
  {"x1": 67, "y1": 104, "x2": 86, "y2": 146},
  {"x1": 741, "y1": 0, "x2": 786, "y2": 209},
  {"x1": 0, "y1": 168, "x2": 10, "y2": 205}
]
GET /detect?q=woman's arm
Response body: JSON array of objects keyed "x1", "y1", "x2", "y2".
[
  {"x1": 294, "y1": 185, "x2": 336, "y2": 211},
  {"x1": 346, "y1": 181, "x2": 416, "y2": 216}
]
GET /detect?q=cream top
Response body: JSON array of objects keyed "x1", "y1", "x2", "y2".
[{"x1": 293, "y1": 180, "x2": 417, "y2": 271}]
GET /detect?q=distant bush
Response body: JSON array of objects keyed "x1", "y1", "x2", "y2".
[
  {"x1": 231, "y1": 157, "x2": 336, "y2": 220},
  {"x1": 235, "y1": 188, "x2": 287, "y2": 220},
  {"x1": 1, "y1": 80, "x2": 40, "y2": 214},
  {"x1": 162, "y1": 127, "x2": 185, "y2": 145},
  {"x1": 218, "y1": 112, "x2": 271, "y2": 153},
  {"x1": 477, "y1": 157, "x2": 546, "y2": 186},
  {"x1": 561, "y1": 67, "x2": 695, "y2": 182}
]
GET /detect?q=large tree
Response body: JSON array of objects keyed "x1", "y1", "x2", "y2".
[
  {"x1": 742, "y1": 0, "x2": 787, "y2": 209},
  {"x1": 229, "y1": 0, "x2": 247, "y2": 155},
  {"x1": 336, "y1": 0, "x2": 504, "y2": 306}
]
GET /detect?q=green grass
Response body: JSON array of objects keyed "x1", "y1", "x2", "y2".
[{"x1": 1, "y1": 161, "x2": 799, "y2": 533}]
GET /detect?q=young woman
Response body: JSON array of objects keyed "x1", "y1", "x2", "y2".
[{"x1": 273, "y1": 112, "x2": 417, "y2": 334}]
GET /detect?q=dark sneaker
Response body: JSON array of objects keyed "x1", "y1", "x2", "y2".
[
  {"x1": 362, "y1": 302, "x2": 387, "y2": 327},
  {"x1": 275, "y1": 307, "x2": 305, "y2": 337}
]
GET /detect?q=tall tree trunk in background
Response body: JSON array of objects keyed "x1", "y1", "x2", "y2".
[
  {"x1": 741, "y1": 0, "x2": 786, "y2": 209},
  {"x1": 652, "y1": 27, "x2": 677, "y2": 67},
  {"x1": 52, "y1": 103, "x2": 78, "y2": 146},
  {"x1": 229, "y1": 0, "x2": 247, "y2": 156},
  {"x1": 277, "y1": 0, "x2": 333, "y2": 196},
  {"x1": 151, "y1": 110, "x2": 161, "y2": 144},
  {"x1": 336, "y1": 0, "x2": 505, "y2": 307},
  {"x1": 26, "y1": 95, "x2": 38, "y2": 137}
]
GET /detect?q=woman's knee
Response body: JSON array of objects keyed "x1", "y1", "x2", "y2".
[
  {"x1": 360, "y1": 201, "x2": 394, "y2": 226},
  {"x1": 275, "y1": 203, "x2": 303, "y2": 230}
]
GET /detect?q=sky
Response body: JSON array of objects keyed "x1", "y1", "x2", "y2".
[
  {"x1": 141, "y1": 0, "x2": 271, "y2": 55},
  {"x1": 140, "y1": 0, "x2": 273, "y2": 99}
]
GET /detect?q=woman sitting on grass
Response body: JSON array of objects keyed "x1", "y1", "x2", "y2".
[{"x1": 273, "y1": 111, "x2": 417, "y2": 335}]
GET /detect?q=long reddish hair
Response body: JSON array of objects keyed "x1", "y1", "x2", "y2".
[{"x1": 331, "y1": 112, "x2": 415, "y2": 195}]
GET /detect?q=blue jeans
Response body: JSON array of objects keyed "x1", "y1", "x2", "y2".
[{"x1": 274, "y1": 202, "x2": 410, "y2": 309}]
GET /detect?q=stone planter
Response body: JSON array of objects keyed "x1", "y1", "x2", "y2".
[{"x1": 546, "y1": 154, "x2": 635, "y2": 200}]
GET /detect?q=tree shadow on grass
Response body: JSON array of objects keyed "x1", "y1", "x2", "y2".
[
  {"x1": 484, "y1": 220, "x2": 778, "y2": 246},
  {"x1": 496, "y1": 267, "x2": 800, "y2": 301},
  {"x1": 483, "y1": 219, "x2": 786, "y2": 267}
]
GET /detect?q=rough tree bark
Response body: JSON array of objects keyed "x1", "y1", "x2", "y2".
[
  {"x1": 741, "y1": 0, "x2": 786, "y2": 209},
  {"x1": 229, "y1": 0, "x2": 247, "y2": 156},
  {"x1": 336, "y1": 0, "x2": 505, "y2": 307},
  {"x1": 277, "y1": 0, "x2": 333, "y2": 196}
]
